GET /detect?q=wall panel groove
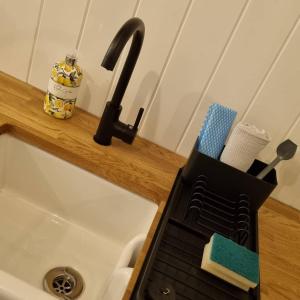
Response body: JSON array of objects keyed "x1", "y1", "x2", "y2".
[
  {"x1": 242, "y1": 18, "x2": 300, "y2": 162},
  {"x1": 0, "y1": 0, "x2": 42, "y2": 81},
  {"x1": 139, "y1": 0, "x2": 194, "y2": 128},
  {"x1": 26, "y1": 0, "x2": 45, "y2": 82},
  {"x1": 133, "y1": 0, "x2": 143, "y2": 17},
  {"x1": 28, "y1": 0, "x2": 90, "y2": 90},
  {"x1": 104, "y1": 0, "x2": 141, "y2": 108},
  {"x1": 75, "y1": 0, "x2": 139, "y2": 115},
  {"x1": 140, "y1": 0, "x2": 246, "y2": 151},
  {"x1": 284, "y1": 112, "x2": 300, "y2": 139},
  {"x1": 106, "y1": 0, "x2": 191, "y2": 126},
  {"x1": 176, "y1": 0, "x2": 252, "y2": 152},
  {"x1": 240, "y1": 16, "x2": 300, "y2": 123},
  {"x1": 75, "y1": 0, "x2": 93, "y2": 51},
  {"x1": 272, "y1": 114, "x2": 300, "y2": 209}
]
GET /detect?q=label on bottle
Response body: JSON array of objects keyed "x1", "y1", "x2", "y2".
[{"x1": 47, "y1": 79, "x2": 79, "y2": 100}]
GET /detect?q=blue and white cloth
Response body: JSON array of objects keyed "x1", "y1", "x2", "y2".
[{"x1": 198, "y1": 103, "x2": 237, "y2": 159}]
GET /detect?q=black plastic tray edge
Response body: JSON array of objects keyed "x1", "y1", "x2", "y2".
[{"x1": 132, "y1": 169, "x2": 183, "y2": 300}]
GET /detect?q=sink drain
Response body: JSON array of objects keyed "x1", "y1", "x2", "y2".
[{"x1": 43, "y1": 267, "x2": 84, "y2": 300}]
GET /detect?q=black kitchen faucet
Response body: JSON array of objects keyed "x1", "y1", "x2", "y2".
[{"x1": 94, "y1": 18, "x2": 145, "y2": 146}]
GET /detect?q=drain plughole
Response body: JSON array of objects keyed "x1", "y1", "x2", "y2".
[{"x1": 43, "y1": 267, "x2": 84, "y2": 300}]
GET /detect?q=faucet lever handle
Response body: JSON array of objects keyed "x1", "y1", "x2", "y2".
[{"x1": 133, "y1": 107, "x2": 144, "y2": 130}]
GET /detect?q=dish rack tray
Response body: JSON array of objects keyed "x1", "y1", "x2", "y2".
[{"x1": 132, "y1": 141, "x2": 277, "y2": 300}]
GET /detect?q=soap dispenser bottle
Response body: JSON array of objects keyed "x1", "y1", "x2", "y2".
[{"x1": 44, "y1": 54, "x2": 83, "y2": 119}]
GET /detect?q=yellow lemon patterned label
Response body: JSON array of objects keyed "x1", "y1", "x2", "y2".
[{"x1": 44, "y1": 58, "x2": 82, "y2": 119}]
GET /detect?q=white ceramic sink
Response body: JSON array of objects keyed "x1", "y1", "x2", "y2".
[{"x1": 0, "y1": 134, "x2": 158, "y2": 299}]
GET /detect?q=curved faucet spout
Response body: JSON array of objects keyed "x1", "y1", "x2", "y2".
[
  {"x1": 102, "y1": 18, "x2": 145, "y2": 107},
  {"x1": 94, "y1": 18, "x2": 145, "y2": 146}
]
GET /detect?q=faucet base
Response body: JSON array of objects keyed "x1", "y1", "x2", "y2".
[
  {"x1": 93, "y1": 101, "x2": 138, "y2": 146},
  {"x1": 93, "y1": 135, "x2": 112, "y2": 146},
  {"x1": 93, "y1": 102, "x2": 120, "y2": 146}
]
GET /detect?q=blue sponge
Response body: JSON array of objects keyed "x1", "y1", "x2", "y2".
[
  {"x1": 201, "y1": 233, "x2": 259, "y2": 291},
  {"x1": 198, "y1": 103, "x2": 237, "y2": 159}
]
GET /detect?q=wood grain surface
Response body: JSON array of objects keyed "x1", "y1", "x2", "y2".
[
  {"x1": 259, "y1": 200, "x2": 300, "y2": 300},
  {"x1": 0, "y1": 72, "x2": 298, "y2": 300},
  {"x1": 0, "y1": 71, "x2": 186, "y2": 205}
]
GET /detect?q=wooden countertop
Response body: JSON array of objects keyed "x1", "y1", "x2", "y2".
[
  {"x1": 0, "y1": 72, "x2": 186, "y2": 204},
  {"x1": 0, "y1": 72, "x2": 299, "y2": 300}
]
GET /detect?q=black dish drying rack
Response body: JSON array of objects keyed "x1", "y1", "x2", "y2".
[
  {"x1": 131, "y1": 141, "x2": 277, "y2": 300},
  {"x1": 182, "y1": 174, "x2": 251, "y2": 245}
]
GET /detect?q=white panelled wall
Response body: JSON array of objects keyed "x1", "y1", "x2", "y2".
[{"x1": 0, "y1": 0, "x2": 299, "y2": 209}]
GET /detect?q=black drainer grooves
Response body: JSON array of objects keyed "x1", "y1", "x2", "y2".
[
  {"x1": 233, "y1": 194, "x2": 250, "y2": 245},
  {"x1": 132, "y1": 141, "x2": 277, "y2": 300},
  {"x1": 183, "y1": 175, "x2": 250, "y2": 246}
]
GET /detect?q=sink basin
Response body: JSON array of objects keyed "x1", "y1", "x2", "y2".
[
  {"x1": 0, "y1": 134, "x2": 157, "y2": 299},
  {"x1": 0, "y1": 270, "x2": 55, "y2": 300}
]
